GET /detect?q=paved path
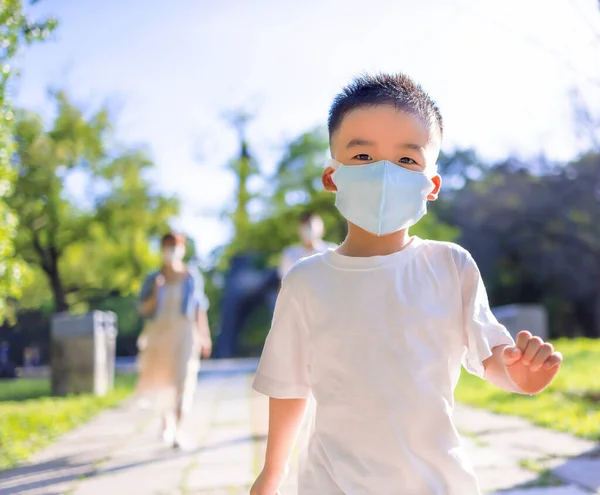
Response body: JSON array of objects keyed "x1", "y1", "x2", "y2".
[{"x1": 0, "y1": 359, "x2": 598, "y2": 495}]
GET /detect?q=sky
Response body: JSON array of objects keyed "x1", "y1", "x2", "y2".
[{"x1": 13, "y1": 0, "x2": 600, "y2": 258}]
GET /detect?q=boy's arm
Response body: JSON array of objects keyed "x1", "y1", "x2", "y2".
[
  {"x1": 483, "y1": 331, "x2": 562, "y2": 395},
  {"x1": 261, "y1": 398, "x2": 308, "y2": 480},
  {"x1": 458, "y1": 250, "x2": 562, "y2": 391},
  {"x1": 251, "y1": 269, "x2": 311, "y2": 494}
]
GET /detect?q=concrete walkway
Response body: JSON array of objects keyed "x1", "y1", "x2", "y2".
[{"x1": 0, "y1": 359, "x2": 598, "y2": 495}]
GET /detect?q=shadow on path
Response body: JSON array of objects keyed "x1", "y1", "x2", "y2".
[{"x1": 0, "y1": 434, "x2": 266, "y2": 495}]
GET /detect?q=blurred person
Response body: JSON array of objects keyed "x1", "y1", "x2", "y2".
[
  {"x1": 23, "y1": 347, "x2": 32, "y2": 369},
  {"x1": 31, "y1": 345, "x2": 40, "y2": 367},
  {"x1": 250, "y1": 73, "x2": 562, "y2": 495},
  {"x1": 136, "y1": 232, "x2": 212, "y2": 449},
  {"x1": 278, "y1": 212, "x2": 337, "y2": 279},
  {"x1": 0, "y1": 340, "x2": 15, "y2": 379},
  {"x1": 0, "y1": 341, "x2": 8, "y2": 366}
]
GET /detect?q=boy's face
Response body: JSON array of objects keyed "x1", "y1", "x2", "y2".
[{"x1": 323, "y1": 105, "x2": 442, "y2": 200}]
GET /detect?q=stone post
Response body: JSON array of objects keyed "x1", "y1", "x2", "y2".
[
  {"x1": 50, "y1": 311, "x2": 118, "y2": 396},
  {"x1": 492, "y1": 304, "x2": 548, "y2": 341}
]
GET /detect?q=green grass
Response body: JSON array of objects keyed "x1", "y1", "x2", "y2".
[
  {"x1": 455, "y1": 338, "x2": 600, "y2": 440},
  {"x1": 0, "y1": 374, "x2": 136, "y2": 471},
  {"x1": 0, "y1": 378, "x2": 52, "y2": 402}
]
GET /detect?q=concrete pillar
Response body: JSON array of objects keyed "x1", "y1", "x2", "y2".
[
  {"x1": 50, "y1": 311, "x2": 118, "y2": 396},
  {"x1": 492, "y1": 304, "x2": 548, "y2": 341}
]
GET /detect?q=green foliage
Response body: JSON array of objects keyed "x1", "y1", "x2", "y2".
[
  {"x1": 411, "y1": 210, "x2": 459, "y2": 243},
  {"x1": 273, "y1": 127, "x2": 330, "y2": 207},
  {"x1": 0, "y1": 374, "x2": 135, "y2": 470},
  {"x1": 439, "y1": 150, "x2": 600, "y2": 338},
  {"x1": 455, "y1": 338, "x2": 600, "y2": 440},
  {"x1": 91, "y1": 295, "x2": 142, "y2": 338},
  {"x1": 0, "y1": 0, "x2": 57, "y2": 322},
  {"x1": 222, "y1": 112, "x2": 261, "y2": 256},
  {"x1": 0, "y1": 377, "x2": 49, "y2": 401},
  {"x1": 7, "y1": 92, "x2": 179, "y2": 313}
]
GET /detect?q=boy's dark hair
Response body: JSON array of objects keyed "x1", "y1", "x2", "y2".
[{"x1": 328, "y1": 73, "x2": 443, "y2": 140}]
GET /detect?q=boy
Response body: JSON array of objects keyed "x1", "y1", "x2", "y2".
[{"x1": 250, "y1": 73, "x2": 562, "y2": 495}]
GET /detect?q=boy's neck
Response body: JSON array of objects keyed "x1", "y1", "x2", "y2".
[{"x1": 338, "y1": 223, "x2": 413, "y2": 257}]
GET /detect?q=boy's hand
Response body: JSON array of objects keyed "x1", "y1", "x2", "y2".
[
  {"x1": 502, "y1": 331, "x2": 562, "y2": 394},
  {"x1": 250, "y1": 469, "x2": 284, "y2": 495}
]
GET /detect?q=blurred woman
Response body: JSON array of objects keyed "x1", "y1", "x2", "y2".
[{"x1": 136, "y1": 232, "x2": 212, "y2": 448}]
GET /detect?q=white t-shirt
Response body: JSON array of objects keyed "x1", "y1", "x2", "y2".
[
  {"x1": 253, "y1": 237, "x2": 514, "y2": 495},
  {"x1": 278, "y1": 241, "x2": 338, "y2": 279}
]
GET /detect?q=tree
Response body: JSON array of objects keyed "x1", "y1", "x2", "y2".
[
  {"x1": 8, "y1": 92, "x2": 179, "y2": 313},
  {"x1": 0, "y1": 0, "x2": 57, "y2": 322},
  {"x1": 439, "y1": 150, "x2": 600, "y2": 338},
  {"x1": 224, "y1": 111, "x2": 260, "y2": 249},
  {"x1": 272, "y1": 127, "x2": 330, "y2": 207}
]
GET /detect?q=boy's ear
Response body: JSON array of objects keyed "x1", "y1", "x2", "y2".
[
  {"x1": 322, "y1": 167, "x2": 338, "y2": 192},
  {"x1": 427, "y1": 175, "x2": 442, "y2": 201}
]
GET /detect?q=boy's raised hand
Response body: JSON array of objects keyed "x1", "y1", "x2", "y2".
[{"x1": 502, "y1": 331, "x2": 562, "y2": 394}]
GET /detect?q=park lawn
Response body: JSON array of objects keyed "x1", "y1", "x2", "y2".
[
  {"x1": 0, "y1": 374, "x2": 136, "y2": 471},
  {"x1": 455, "y1": 338, "x2": 600, "y2": 440}
]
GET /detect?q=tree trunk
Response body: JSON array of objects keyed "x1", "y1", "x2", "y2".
[
  {"x1": 44, "y1": 259, "x2": 68, "y2": 314},
  {"x1": 50, "y1": 272, "x2": 68, "y2": 313},
  {"x1": 31, "y1": 229, "x2": 69, "y2": 313}
]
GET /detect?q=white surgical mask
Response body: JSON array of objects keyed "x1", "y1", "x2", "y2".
[
  {"x1": 329, "y1": 159, "x2": 435, "y2": 236},
  {"x1": 162, "y1": 245, "x2": 185, "y2": 264}
]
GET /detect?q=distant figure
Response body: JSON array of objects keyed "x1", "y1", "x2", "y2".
[
  {"x1": 135, "y1": 232, "x2": 212, "y2": 449},
  {"x1": 30, "y1": 345, "x2": 40, "y2": 367},
  {"x1": 0, "y1": 341, "x2": 8, "y2": 366},
  {"x1": 23, "y1": 347, "x2": 32, "y2": 369},
  {"x1": 216, "y1": 253, "x2": 280, "y2": 359},
  {"x1": 0, "y1": 340, "x2": 15, "y2": 379},
  {"x1": 278, "y1": 212, "x2": 337, "y2": 279}
]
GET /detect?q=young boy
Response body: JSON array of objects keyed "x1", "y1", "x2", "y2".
[{"x1": 250, "y1": 73, "x2": 562, "y2": 495}]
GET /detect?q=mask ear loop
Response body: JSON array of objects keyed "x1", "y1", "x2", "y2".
[{"x1": 324, "y1": 158, "x2": 341, "y2": 170}]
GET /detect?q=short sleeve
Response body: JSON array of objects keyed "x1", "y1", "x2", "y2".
[
  {"x1": 460, "y1": 253, "x2": 514, "y2": 378},
  {"x1": 252, "y1": 276, "x2": 311, "y2": 399}
]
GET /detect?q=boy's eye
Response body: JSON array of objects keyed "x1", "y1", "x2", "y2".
[
  {"x1": 399, "y1": 157, "x2": 417, "y2": 165},
  {"x1": 354, "y1": 154, "x2": 372, "y2": 161}
]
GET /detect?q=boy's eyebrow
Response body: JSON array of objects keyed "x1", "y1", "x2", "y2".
[
  {"x1": 346, "y1": 138, "x2": 374, "y2": 148},
  {"x1": 398, "y1": 143, "x2": 425, "y2": 152},
  {"x1": 346, "y1": 139, "x2": 425, "y2": 152}
]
